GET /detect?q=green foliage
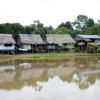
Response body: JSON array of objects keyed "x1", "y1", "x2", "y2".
[
  {"x1": 58, "y1": 22, "x2": 65, "y2": 28},
  {"x1": 56, "y1": 27, "x2": 70, "y2": 34},
  {"x1": 87, "y1": 45, "x2": 100, "y2": 53},
  {"x1": 0, "y1": 23, "x2": 24, "y2": 39},
  {"x1": 43, "y1": 26, "x2": 55, "y2": 34},
  {"x1": 57, "y1": 21, "x2": 73, "y2": 35},
  {"x1": 73, "y1": 15, "x2": 95, "y2": 34},
  {"x1": 86, "y1": 18, "x2": 94, "y2": 27},
  {"x1": 0, "y1": 15, "x2": 100, "y2": 40},
  {"x1": 83, "y1": 24, "x2": 100, "y2": 35},
  {"x1": 58, "y1": 21, "x2": 73, "y2": 30},
  {"x1": 93, "y1": 24, "x2": 100, "y2": 35},
  {"x1": 74, "y1": 15, "x2": 88, "y2": 31},
  {"x1": 24, "y1": 26, "x2": 33, "y2": 34}
]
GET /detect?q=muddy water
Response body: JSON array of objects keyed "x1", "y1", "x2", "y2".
[{"x1": 0, "y1": 57, "x2": 100, "y2": 100}]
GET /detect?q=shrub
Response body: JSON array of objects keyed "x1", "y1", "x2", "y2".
[{"x1": 87, "y1": 45, "x2": 100, "y2": 53}]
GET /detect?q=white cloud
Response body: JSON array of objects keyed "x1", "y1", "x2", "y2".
[{"x1": 0, "y1": 0, "x2": 100, "y2": 27}]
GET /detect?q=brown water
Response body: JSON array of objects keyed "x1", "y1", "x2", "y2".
[{"x1": 0, "y1": 56, "x2": 100, "y2": 100}]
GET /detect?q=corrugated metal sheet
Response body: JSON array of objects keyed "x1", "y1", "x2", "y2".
[{"x1": 78, "y1": 34, "x2": 100, "y2": 39}]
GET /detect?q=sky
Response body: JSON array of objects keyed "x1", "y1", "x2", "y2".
[{"x1": 0, "y1": 0, "x2": 100, "y2": 28}]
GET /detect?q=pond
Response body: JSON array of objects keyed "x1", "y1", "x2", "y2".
[{"x1": 0, "y1": 56, "x2": 100, "y2": 100}]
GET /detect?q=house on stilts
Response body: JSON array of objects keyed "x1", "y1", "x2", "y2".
[
  {"x1": 17, "y1": 34, "x2": 45, "y2": 52},
  {"x1": 45, "y1": 34, "x2": 76, "y2": 51},
  {"x1": 0, "y1": 34, "x2": 15, "y2": 54},
  {"x1": 75, "y1": 34, "x2": 100, "y2": 51}
]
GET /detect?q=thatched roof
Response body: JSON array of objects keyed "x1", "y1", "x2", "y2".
[
  {"x1": 19, "y1": 34, "x2": 44, "y2": 44},
  {"x1": 46, "y1": 34, "x2": 76, "y2": 45},
  {"x1": 0, "y1": 34, "x2": 15, "y2": 44}
]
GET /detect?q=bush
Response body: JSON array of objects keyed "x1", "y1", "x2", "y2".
[{"x1": 87, "y1": 45, "x2": 100, "y2": 53}]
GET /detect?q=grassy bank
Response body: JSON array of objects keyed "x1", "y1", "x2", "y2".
[
  {"x1": 14, "y1": 52, "x2": 100, "y2": 60},
  {"x1": 0, "y1": 53, "x2": 100, "y2": 61}
]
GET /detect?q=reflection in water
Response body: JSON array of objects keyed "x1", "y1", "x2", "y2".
[
  {"x1": 0, "y1": 57, "x2": 100, "y2": 100},
  {"x1": 0, "y1": 76, "x2": 100, "y2": 100}
]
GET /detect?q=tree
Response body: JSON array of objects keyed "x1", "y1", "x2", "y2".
[
  {"x1": 58, "y1": 21, "x2": 73, "y2": 30},
  {"x1": 64, "y1": 21, "x2": 73, "y2": 30},
  {"x1": 24, "y1": 26, "x2": 33, "y2": 34},
  {"x1": 56, "y1": 27, "x2": 70, "y2": 34},
  {"x1": 74, "y1": 15, "x2": 88, "y2": 32},
  {"x1": 31, "y1": 20, "x2": 44, "y2": 34},
  {"x1": 0, "y1": 23, "x2": 24, "y2": 39},
  {"x1": 87, "y1": 18, "x2": 94, "y2": 27},
  {"x1": 58, "y1": 22, "x2": 65, "y2": 28},
  {"x1": 11, "y1": 23, "x2": 24, "y2": 38},
  {"x1": 93, "y1": 24, "x2": 100, "y2": 35},
  {"x1": 31, "y1": 20, "x2": 47, "y2": 40},
  {"x1": 43, "y1": 26, "x2": 55, "y2": 34}
]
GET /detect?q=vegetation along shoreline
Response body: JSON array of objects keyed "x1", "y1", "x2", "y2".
[{"x1": 0, "y1": 53, "x2": 100, "y2": 61}]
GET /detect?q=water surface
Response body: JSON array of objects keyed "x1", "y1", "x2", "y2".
[{"x1": 0, "y1": 56, "x2": 100, "y2": 100}]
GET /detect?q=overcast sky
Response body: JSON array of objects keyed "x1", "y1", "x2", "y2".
[{"x1": 0, "y1": 0, "x2": 100, "y2": 28}]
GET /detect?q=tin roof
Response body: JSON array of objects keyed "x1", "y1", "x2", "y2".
[{"x1": 77, "y1": 34, "x2": 100, "y2": 39}]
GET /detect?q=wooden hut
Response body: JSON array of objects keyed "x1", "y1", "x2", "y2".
[
  {"x1": 0, "y1": 34, "x2": 15, "y2": 54},
  {"x1": 46, "y1": 34, "x2": 76, "y2": 51},
  {"x1": 75, "y1": 34, "x2": 100, "y2": 51},
  {"x1": 17, "y1": 34, "x2": 44, "y2": 52}
]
